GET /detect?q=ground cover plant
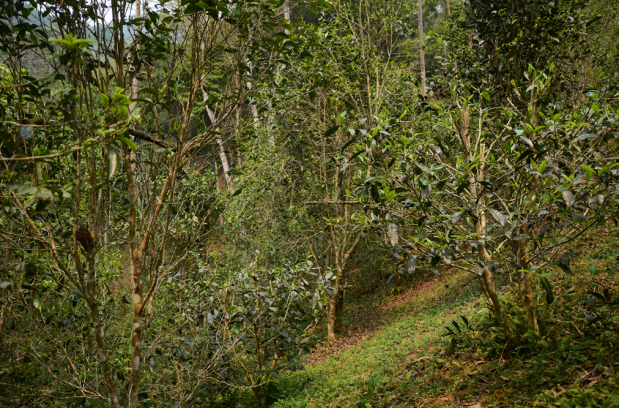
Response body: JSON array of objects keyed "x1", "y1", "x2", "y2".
[{"x1": 270, "y1": 224, "x2": 619, "y2": 408}]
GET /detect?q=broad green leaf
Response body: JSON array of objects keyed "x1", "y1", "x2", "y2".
[
  {"x1": 588, "y1": 263, "x2": 597, "y2": 275},
  {"x1": 117, "y1": 135, "x2": 136, "y2": 152},
  {"x1": 538, "y1": 160, "x2": 546, "y2": 174},
  {"x1": 539, "y1": 277, "x2": 554, "y2": 305},
  {"x1": 35, "y1": 187, "x2": 53, "y2": 201},
  {"x1": 139, "y1": 87, "x2": 159, "y2": 99},
  {"x1": 324, "y1": 126, "x2": 339, "y2": 138}
]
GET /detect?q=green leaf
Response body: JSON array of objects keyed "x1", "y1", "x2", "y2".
[
  {"x1": 17, "y1": 184, "x2": 37, "y2": 196},
  {"x1": 117, "y1": 135, "x2": 136, "y2": 152},
  {"x1": 436, "y1": 179, "x2": 448, "y2": 191},
  {"x1": 340, "y1": 136, "x2": 357, "y2": 153},
  {"x1": 539, "y1": 277, "x2": 554, "y2": 305},
  {"x1": 370, "y1": 184, "x2": 380, "y2": 203},
  {"x1": 0, "y1": 282, "x2": 12, "y2": 289},
  {"x1": 538, "y1": 160, "x2": 546, "y2": 174},
  {"x1": 316, "y1": 0, "x2": 333, "y2": 10},
  {"x1": 33, "y1": 298, "x2": 42, "y2": 311},
  {"x1": 35, "y1": 187, "x2": 54, "y2": 201},
  {"x1": 139, "y1": 87, "x2": 160, "y2": 99},
  {"x1": 324, "y1": 126, "x2": 339, "y2": 138},
  {"x1": 580, "y1": 165, "x2": 594, "y2": 181},
  {"x1": 456, "y1": 179, "x2": 467, "y2": 195},
  {"x1": 588, "y1": 263, "x2": 597, "y2": 275},
  {"x1": 481, "y1": 92, "x2": 490, "y2": 102},
  {"x1": 452, "y1": 320, "x2": 461, "y2": 333}
]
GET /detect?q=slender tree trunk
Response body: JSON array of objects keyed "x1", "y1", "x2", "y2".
[
  {"x1": 201, "y1": 40, "x2": 232, "y2": 189},
  {"x1": 246, "y1": 61, "x2": 260, "y2": 126},
  {"x1": 204, "y1": 101, "x2": 232, "y2": 187},
  {"x1": 127, "y1": 0, "x2": 140, "y2": 173},
  {"x1": 443, "y1": 0, "x2": 450, "y2": 58},
  {"x1": 327, "y1": 231, "x2": 363, "y2": 341},
  {"x1": 459, "y1": 108, "x2": 511, "y2": 339},
  {"x1": 82, "y1": 248, "x2": 121, "y2": 408},
  {"x1": 327, "y1": 266, "x2": 340, "y2": 341},
  {"x1": 124, "y1": 143, "x2": 143, "y2": 408},
  {"x1": 417, "y1": 0, "x2": 427, "y2": 94},
  {"x1": 129, "y1": 0, "x2": 140, "y2": 112},
  {"x1": 515, "y1": 225, "x2": 539, "y2": 332},
  {"x1": 283, "y1": 0, "x2": 291, "y2": 35}
]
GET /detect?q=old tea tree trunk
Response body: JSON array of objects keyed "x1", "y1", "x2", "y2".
[
  {"x1": 327, "y1": 228, "x2": 363, "y2": 341},
  {"x1": 456, "y1": 106, "x2": 512, "y2": 340}
]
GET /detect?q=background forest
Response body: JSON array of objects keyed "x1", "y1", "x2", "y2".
[{"x1": 0, "y1": 0, "x2": 618, "y2": 407}]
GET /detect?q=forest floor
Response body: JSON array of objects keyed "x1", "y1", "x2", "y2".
[{"x1": 269, "y1": 224, "x2": 619, "y2": 408}]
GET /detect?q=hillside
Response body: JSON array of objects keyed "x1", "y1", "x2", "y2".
[
  {"x1": 0, "y1": 0, "x2": 617, "y2": 407},
  {"x1": 269, "y1": 225, "x2": 619, "y2": 408}
]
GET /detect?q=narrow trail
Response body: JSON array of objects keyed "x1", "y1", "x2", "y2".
[
  {"x1": 273, "y1": 269, "x2": 483, "y2": 407},
  {"x1": 306, "y1": 275, "x2": 447, "y2": 366}
]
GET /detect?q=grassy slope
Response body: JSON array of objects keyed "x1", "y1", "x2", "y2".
[{"x1": 271, "y1": 225, "x2": 619, "y2": 408}]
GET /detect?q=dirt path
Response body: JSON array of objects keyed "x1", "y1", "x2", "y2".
[{"x1": 306, "y1": 274, "x2": 444, "y2": 365}]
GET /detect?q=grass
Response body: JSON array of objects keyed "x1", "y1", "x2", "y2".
[{"x1": 268, "y1": 225, "x2": 619, "y2": 408}]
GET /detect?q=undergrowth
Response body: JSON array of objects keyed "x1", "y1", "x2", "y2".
[{"x1": 261, "y1": 225, "x2": 619, "y2": 408}]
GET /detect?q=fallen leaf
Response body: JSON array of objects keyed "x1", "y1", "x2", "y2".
[{"x1": 500, "y1": 375, "x2": 509, "y2": 382}]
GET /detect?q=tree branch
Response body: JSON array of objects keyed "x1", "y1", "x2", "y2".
[
  {"x1": 128, "y1": 129, "x2": 171, "y2": 149},
  {"x1": 302, "y1": 200, "x2": 359, "y2": 205}
]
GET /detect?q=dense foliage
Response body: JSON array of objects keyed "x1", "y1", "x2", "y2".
[{"x1": 0, "y1": 0, "x2": 617, "y2": 406}]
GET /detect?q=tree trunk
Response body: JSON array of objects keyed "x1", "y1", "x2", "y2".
[
  {"x1": 417, "y1": 0, "x2": 427, "y2": 94},
  {"x1": 327, "y1": 267, "x2": 340, "y2": 341},
  {"x1": 327, "y1": 231, "x2": 363, "y2": 341},
  {"x1": 205, "y1": 102, "x2": 232, "y2": 187},
  {"x1": 283, "y1": 0, "x2": 291, "y2": 35},
  {"x1": 201, "y1": 39, "x2": 232, "y2": 189},
  {"x1": 459, "y1": 108, "x2": 511, "y2": 340},
  {"x1": 443, "y1": 0, "x2": 450, "y2": 58},
  {"x1": 124, "y1": 143, "x2": 144, "y2": 408},
  {"x1": 127, "y1": 0, "x2": 140, "y2": 173},
  {"x1": 246, "y1": 61, "x2": 260, "y2": 126},
  {"x1": 83, "y1": 249, "x2": 120, "y2": 408},
  {"x1": 515, "y1": 225, "x2": 539, "y2": 333}
]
